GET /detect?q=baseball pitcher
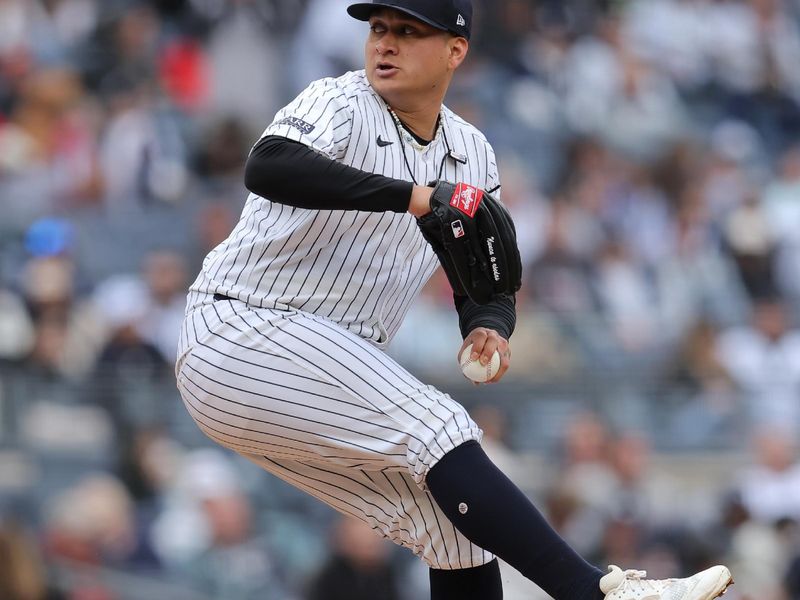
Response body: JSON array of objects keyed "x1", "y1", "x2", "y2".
[{"x1": 175, "y1": 1, "x2": 733, "y2": 598}]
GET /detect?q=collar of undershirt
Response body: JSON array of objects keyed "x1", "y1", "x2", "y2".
[
  {"x1": 402, "y1": 115, "x2": 439, "y2": 146},
  {"x1": 387, "y1": 105, "x2": 442, "y2": 148},
  {"x1": 407, "y1": 125, "x2": 432, "y2": 146}
]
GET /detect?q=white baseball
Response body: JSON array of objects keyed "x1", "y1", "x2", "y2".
[{"x1": 459, "y1": 343, "x2": 501, "y2": 383}]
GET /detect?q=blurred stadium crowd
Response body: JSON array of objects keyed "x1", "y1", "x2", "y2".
[{"x1": 1, "y1": 0, "x2": 800, "y2": 598}]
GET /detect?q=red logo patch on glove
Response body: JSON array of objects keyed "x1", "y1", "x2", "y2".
[{"x1": 449, "y1": 183, "x2": 484, "y2": 218}]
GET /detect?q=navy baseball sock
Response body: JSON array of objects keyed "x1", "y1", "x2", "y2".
[
  {"x1": 429, "y1": 559, "x2": 503, "y2": 599},
  {"x1": 426, "y1": 441, "x2": 605, "y2": 600}
]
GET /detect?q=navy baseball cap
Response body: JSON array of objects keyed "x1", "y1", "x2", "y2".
[{"x1": 347, "y1": 0, "x2": 472, "y2": 40}]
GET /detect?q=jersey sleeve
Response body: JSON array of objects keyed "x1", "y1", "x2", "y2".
[
  {"x1": 261, "y1": 78, "x2": 353, "y2": 161},
  {"x1": 485, "y1": 143, "x2": 501, "y2": 199}
]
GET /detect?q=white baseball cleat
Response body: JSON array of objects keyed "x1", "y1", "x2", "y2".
[{"x1": 600, "y1": 564, "x2": 733, "y2": 600}]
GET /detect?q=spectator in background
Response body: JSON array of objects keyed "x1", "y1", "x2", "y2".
[
  {"x1": 715, "y1": 295, "x2": 800, "y2": 430},
  {"x1": 138, "y1": 249, "x2": 187, "y2": 364},
  {"x1": 586, "y1": 434, "x2": 687, "y2": 583},
  {"x1": 653, "y1": 177, "x2": 749, "y2": 343},
  {"x1": 526, "y1": 193, "x2": 599, "y2": 318},
  {"x1": 764, "y1": 145, "x2": 800, "y2": 301},
  {"x1": 306, "y1": 516, "x2": 402, "y2": 600},
  {"x1": 605, "y1": 164, "x2": 675, "y2": 270},
  {"x1": 20, "y1": 253, "x2": 106, "y2": 382},
  {"x1": 117, "y1": 426, "x2": 184, "y2": 512},
  {"x1": 184, "y1": 477, "x2": 288, "y2": 600},
  {"x1": 561, "y1": 16, "x2": 689, "y2": 161},
  {"x1": 0, "y1": 0, "x2": 99, "y2": 67},
  {"x1": 92, "y1": 3, "x2": 161, "y2": 92},
  {"x1": 701, "y1": 120, "x2": 765, "y2": 223},
  {"x1": 89, "y1": 275, "x2": 170, "y2": 431},
  {"x1": 552, "y1": 412, "x2": 616, "y2": 548},
  {"x1": 550, "y1": 419, "x2": 687, "y2": 565},
  {"x1": 91, "y1": 4, "x2": 190, "y2": 211},
  {"x1": 723, "y1": 509, "x2": 792, "y2": 600},
  {"x1": 0, "y1": 520, "x2": 64, "y2": 600},
  {"x1": 721, "y1": 188, "x2": 777, "y2": 300},
  {"x1": 200, "y1": 0, "x2": 283, "y2": 132},
  {"x1": 665, "y1": 320, "x2": 740, "y2": 447},
  {"x1": 709, "y1": 0, "x2": 800, "y2": 151},
  {"x1": 42, "y1": 474, "x2": 159, "y2": 573},
  {"x1": 696, "y1": 487, "x2": 791, "y2": 600},
  {"x1": 542, "y1": 414, "x2": 613, "y2": 564},
  {"x1": 90, "y1": 250, "x2": 187, "y2": 370},
  {"x1": 150, "y1": 449, "x2": 289, "y2": 599},
  {"x1": 623, "y1": 0, "x2": 710, "y2": 93},
  {"x1": 592, "y1": 235, "x2": 659, "y2": 356},
  {"x1": 606, "y1": 433, "x2": 680, "y2": 528},
  {"x1": 737, "y1": 426, "x2": 800, "y2": 524},
  {"x1": 289, "y1": 0, "x2": 364, "y2": 91},
  {"x1": 764, "y1": 145, "x2": 800, "y2": 235},
  {"x1": 0, "y1": 68, "x2": 101, "y2": 231},
  {"x1": 98, "y1": 71, "x2": 188, "y2": 211},
  {"x1": 594, "y1": 516, "x2": 646, "y2": 578}
]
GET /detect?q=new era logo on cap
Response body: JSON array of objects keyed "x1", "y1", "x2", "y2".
[{"x1": 347, "y1": 0, "x2": 472, "y2": 40}]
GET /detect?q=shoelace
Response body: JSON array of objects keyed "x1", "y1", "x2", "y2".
[
  {"x1": 626, "y1": 570, "x2": 648, "y2": 579},
  {"x1": 621, "y1": 569, "x2": 670, "y2": 593}
]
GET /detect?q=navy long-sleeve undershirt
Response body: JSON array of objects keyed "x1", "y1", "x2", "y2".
[{"x1": 244, "y1": 135, "x2": 413, "y2": 213}]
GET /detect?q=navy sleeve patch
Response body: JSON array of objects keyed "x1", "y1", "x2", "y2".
[{"x1": 275, "y1": 117, "x2": 316, "y2": 135}]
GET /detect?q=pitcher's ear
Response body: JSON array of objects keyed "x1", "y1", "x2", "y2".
[{"x1": 449, "y1": 37, "x2": 469, "y2": 69}]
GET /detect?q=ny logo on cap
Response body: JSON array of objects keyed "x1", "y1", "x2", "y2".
[{"x1": 456, "y1": 14, "x2": 466, "y2": 26}]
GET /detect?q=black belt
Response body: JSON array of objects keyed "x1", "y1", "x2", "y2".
[{"x1": 213, "y1": 293, "x2": 236, "y2": 302}]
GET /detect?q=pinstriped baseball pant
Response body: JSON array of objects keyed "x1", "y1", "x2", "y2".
[{"x1": 175, "y1": 298, "x2": 495, "y2": 569}]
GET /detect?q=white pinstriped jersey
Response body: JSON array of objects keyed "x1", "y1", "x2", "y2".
[{"x1": 186, "y1": 70, "x2": 500, "y2": 347}]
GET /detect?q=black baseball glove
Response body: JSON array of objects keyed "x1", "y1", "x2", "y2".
[{"x1": 416, "y1": 181, "x2": 522, "y2": 305}]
